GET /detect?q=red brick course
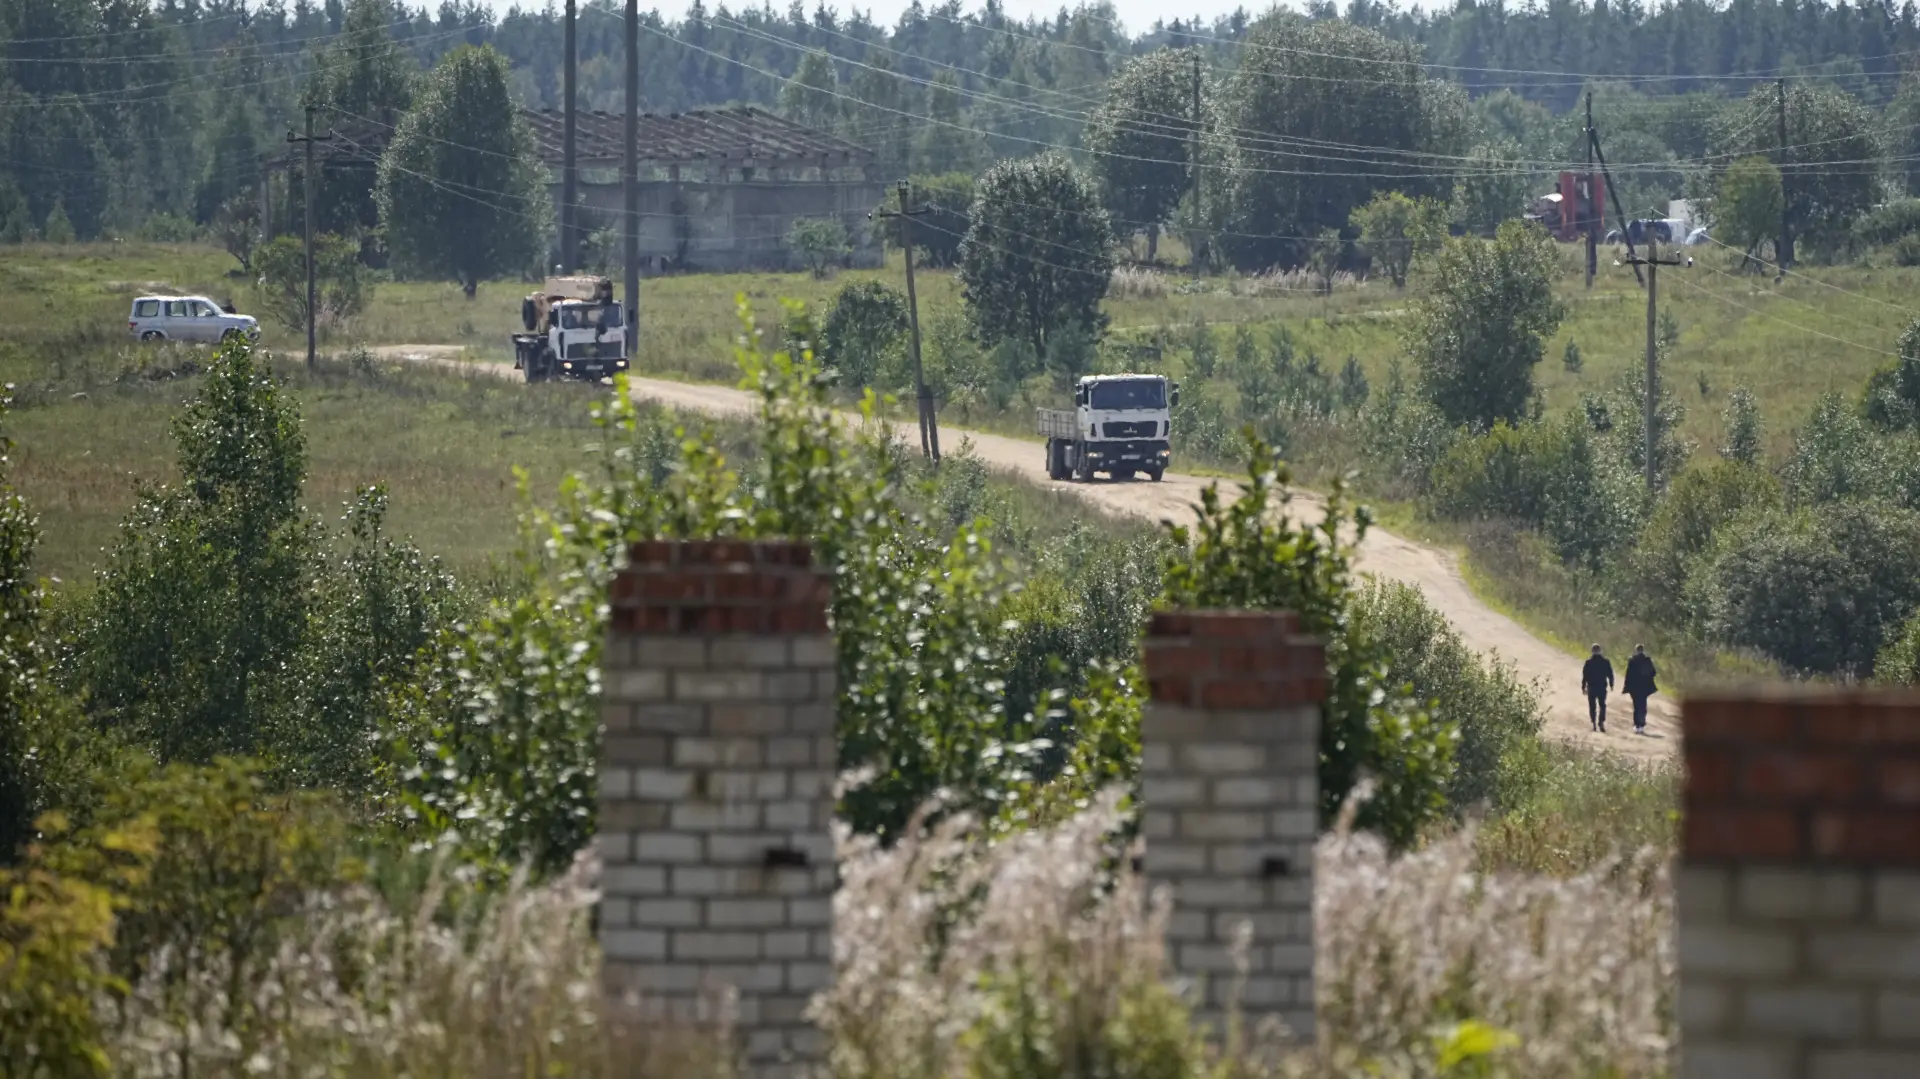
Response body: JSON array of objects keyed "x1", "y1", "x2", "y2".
[
  {"x1": 1142, "y1": 610, "x2": 1327, "y2": 709},
  {"x1": 610, "y1": 540, "x2": 831, "y2": 635},
  {"x1": 1684, "y1": 690, "x2": 1920, "y2": 866}
]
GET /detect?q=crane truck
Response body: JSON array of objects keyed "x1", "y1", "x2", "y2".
[
  {"x1": 514, "y1": 275, "x2": 630, "y2": 382},
  {"x1": 1038, "y1": 373, "x2": 1179, "y2": 482}
]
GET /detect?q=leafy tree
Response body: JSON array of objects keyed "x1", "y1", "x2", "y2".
[
  {"x1": 253, "y1": 234, "x2": 371, "y2": 333},
  {"x1": 820, "y1": 279, "x2": 907, "y2": 389},
  {"x1": 1160, "y1": 435, "x2": 1455, "y2": 847},
  {"x1": 1721, "y1": 386, "x2": 1763, "y2": 462},
  {"x1": 1714, "y1": 156, "x2": 1784, "y2": 266},
  {"x1": 299, "y1": 0, "x2": 416, "y2": 237},
  {"x1": 43, "y1": 200, "x2": 75, "y2": 244},
  {"x1": 1305, "y1": 228, "x2": 1344, "y2": 294},
  {"x1": 1690, "y1": 501, "x2": 1920, "y2": 675},
  {"x1": 1782, "y1": 393, "x2": 1920, "y2": 508},
  {"x1": 959, "y1": 153, "x2": 1114, "y2": 373},
  {"x1": 780, "y1": 50, "x2": 842, "y2": 135},
  {"x1": 72, "y1": 344, "x2": 312, "y2": 764},
  {"x1": 787, "y1": 216, "x2": 850, "y2": 277},
  {"x1": 212, "y1": 196, "x2": 261, "y2": 274},
  {"x1": 847, "y1": 51, "x2": 913, "y2": 177},
  {"x1": 1407, "y1": 221, "x2": 1564, "y2": 430},
  {"x1": 377, "y1": 45, "x2": 546, "y2": 296},
  {"x1": 1216, "y1": 14, "x2": 1463, "y2": 269},
  {"x1": 1350, "y1": 191, "x2": 1444, "y2": 289},
  {"x1": 887, "y1": 174, "x2": 972, "y2": 268},
  {"x1": 1884, "y1": 66, "x2": 1920, "y2": 198},
  {"x1": 1712, "y1": 83, "x2": 1878, "y2": 252},
  {"x1": 1450, "y1": 139, "x2": 1533, "y2": 236},
  {"x1": 194, "y1": 99, "x2": 262, "y2": 225},
  {"x1": 1084, "y1": 48, "x2": 1202, "y2": 263},
  {"x1": 1, "y1": 387, "x2": 44, "y2": 857},
  {"x1": 1429, "y1": 411, "x2": 1639, "y2": 567}
]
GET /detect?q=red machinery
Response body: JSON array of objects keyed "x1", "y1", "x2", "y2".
[{"x1": 1553, "y1": 171, "x2": 1605, "y2": 243}]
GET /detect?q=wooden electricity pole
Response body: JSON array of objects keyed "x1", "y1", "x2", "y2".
[
  {"x1": 623, "y1": 0, "x2": 639, "y2": 329},
  {"x1": 285, "y1": 106, "x2": 332, "y2": 370},
  {"x1": 1776, "y1": 79, "x2": 1792, "y2": 271},
  {"x1": 563, "y1": 0, "x2": 579, "y2": 272},
  {"x1": 1584, "y1": 92, "x2": 1596, "y2": 289},
  {"x1": 1623, "y1": 236, "x2": 1686, "y2": 494},
  {"x1": 873, "y1": 182, "x2": 938, "y2": 461},
  {"x1": 1190, "y1": 49, "x2": 1204, "y2": 279}
]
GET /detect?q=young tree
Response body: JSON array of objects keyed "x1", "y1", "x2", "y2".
[
  {"x1": 212, "y1": 195, "x2": 261, "y2": 274},
  {"x1": 377, "y1": 45, "x2": 546, "y2": 296},
  {"x1": 1715, "y1": 155, "x2": 1784, "y2": 267},
  {"x1": 912, "y1": 71, "x2": 985, "y2": 177},
  {"x1": 820, "y1": 279, "x2": 907, "y2": 388},
  {"x1": 1084, "y1": 48, "x2": 1202, "y2": 262},
  {"x1": 786, "y1": 216, "x2": 850, "y2": 278},
  {"x1": 1407, "y1": 221, "x2": 1565, "y2": 429},
  {"x1": 959, "y1": 153, "x2": 1115, "y2": 373},
  {"x1": 254, "y1": 234, "x2": 371, "y2": 332},
  {"x1": 1350, "y1": 190, "x2": 1444, "y2": 289},
  {"x1": 1721, "y1": 386, "x2": 1763, "y2": 462}
]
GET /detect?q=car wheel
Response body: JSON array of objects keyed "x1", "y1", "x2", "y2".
[{"x1": 140, "y1": 330, "x2": 165, "y2": 342}]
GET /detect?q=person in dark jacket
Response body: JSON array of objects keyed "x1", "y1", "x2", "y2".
[
  {"x1": 1623, "y1": 645, "x2": 1657, "y2": 734},
  {"x1": 1581, "y1": 644, "x2": 1614, "y2": 732}
]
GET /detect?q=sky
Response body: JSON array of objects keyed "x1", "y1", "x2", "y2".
[{"x1": 478, "y1": 0, "x2": 1328, "y2": 38}]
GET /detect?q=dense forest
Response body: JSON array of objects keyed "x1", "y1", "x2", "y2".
[{"x1": 7, "y1": 0, "x2": 1920, "y2": 245}]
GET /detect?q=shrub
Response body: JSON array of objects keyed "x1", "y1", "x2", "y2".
[
  {"x1": 1428, "y1": 411, "x2": 1639, "y2": 567},
  {"x1": 1783, "y1": 392, "x2": 1920, "y2": 507},
  {"x1": 1406, "y1": 221, "x2": 1564, "y2": 429},
  {"x1": 889, "y1": 173, "x2": 972, "y2": 268},
  {"x1": 820, "y1": 279, "x2": 907, "y2": 390},
  {"x1": 1720, "y1": 385, "x2": 1763, "y2": 462},
  {"x1": 254, "y1": 232, "x2": 371, "y2": 333},
  {"x1": 787, "y1": 216, "x2": 851, "y2": 278},
  {"x1": 1349, "y1": 580, "x2": 1543, "y2": 813},
  {"x1": 1162, "y1": 435, "x2": 1456, "y2": 848},
  {"x1": 1851, "y1": 197, "x2": 1920, "y2": 248},
  {"x1": 1862, "y1": 318, "x2": 1920, "y2": 432},
  {"x1": 1879, "y1": 607, "x2": 1920, "y2": 685},
  {"x1": 1628, "y1": 458, "x2": 1781, "y2": 623},
  {"x1": 1688, "y1": 500, "x2": 1920, "y2": 674}
]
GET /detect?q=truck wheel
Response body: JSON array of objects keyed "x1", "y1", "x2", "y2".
[
  {"x1": 1147, "y1": 467, "x2": 1165, "y2": 483},
  {"x1": 1046, "y1": 442, "x2": 1068, "y2": 481},
  {"x1": 1073, "y1": 452, "x2": 1093, "y2": 483}
]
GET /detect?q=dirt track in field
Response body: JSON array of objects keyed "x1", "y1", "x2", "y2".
[{"x1": 378, "y1": 345, "x2": 1678, "y2": 762}]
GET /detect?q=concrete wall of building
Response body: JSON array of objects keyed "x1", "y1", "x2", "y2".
[{"x1": 557, "y1": 179, "x2": 887, "y2": 274}]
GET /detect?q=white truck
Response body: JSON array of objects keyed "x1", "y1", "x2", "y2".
[
  {"x1": 513, "y1": 275, "x2": 631, "y2": 382},
  {"x1": 1038, "y1": 373, "x2": 1178, "y2": 482}
]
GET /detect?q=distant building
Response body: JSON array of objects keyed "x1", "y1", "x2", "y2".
[{"x1": 262, "y1": 106, "x2": 885, "y2": 275}]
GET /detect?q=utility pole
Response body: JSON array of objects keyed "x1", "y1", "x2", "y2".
[
  {"x1": 872, "y1": 182, "x2": 938, "y2": 461},
  {"x1": 1776, "y1": 79, "x2": 1792, "y2": 271},
  {"x1": 563, "y1": 0, "x2": 579, "y2": 273},
  {"x1": 1584, "y1": 92, "x2": 1596, "y2": 289},
  {"x1": 624, "y1": 0, "x2": 639, "y2": 332},
  {"x1": 1623, "y1": 236, "x2": 1686, "y2": 494},
  {"x1": 285, "y1": 106, "x2": 332, "y2": 370},
  {"x1": 1189, "y1": 49, "x2": 1204, "y2": 280}
]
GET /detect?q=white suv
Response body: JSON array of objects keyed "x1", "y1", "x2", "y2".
[{"x1": 128, "y1": 296, "x2": 261, "y2": 344}]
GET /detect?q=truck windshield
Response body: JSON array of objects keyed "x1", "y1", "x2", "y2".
[
  {"x1": 1088, "y1": 379, "x2": 1165, "y2": 410},
  {"x1": 560, "y1": 303, "x2": 623, "y2": 330}
]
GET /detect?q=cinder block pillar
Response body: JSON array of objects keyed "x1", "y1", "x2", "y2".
[
  {"x1": 1139, "y1": 610, "x2": 1326, "y2": 1042},
  {"x1": 1679, "y1": 691, "x2": 1920, "y2": 1079},
  {"x1": 599, "y1": 540, "x2": 837, "y2": 1078}
]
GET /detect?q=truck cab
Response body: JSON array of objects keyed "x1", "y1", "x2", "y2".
[
  {"x1": 514, "y1": 276, "x2": 631, "y2": 382},
  {"x1": 1037, "y1": 373, "x2": 1177, "y2": 482}
]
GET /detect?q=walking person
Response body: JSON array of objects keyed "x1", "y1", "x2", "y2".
[
  {"x1": 1581, "y1": 644, "x2": 1614, "y2": 733},
  {"x1": 1623, "y1": 644, "x2": 1658, "y2": 735}
]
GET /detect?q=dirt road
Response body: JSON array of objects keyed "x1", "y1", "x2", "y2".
[{"x1": 381, "y1": 346, "x2": 1677, "y2": 761}]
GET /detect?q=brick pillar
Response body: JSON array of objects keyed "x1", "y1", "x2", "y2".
[
  {"x1": 599, "y1": 540, "x2": 837, "y2": 1078},
  {"x1": 1680, "y1": 691, "x2": 1920, "y2": 1078},
  {"x1": 1139, "y1": 610, "x2": 1326, "y2": 1042}
]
